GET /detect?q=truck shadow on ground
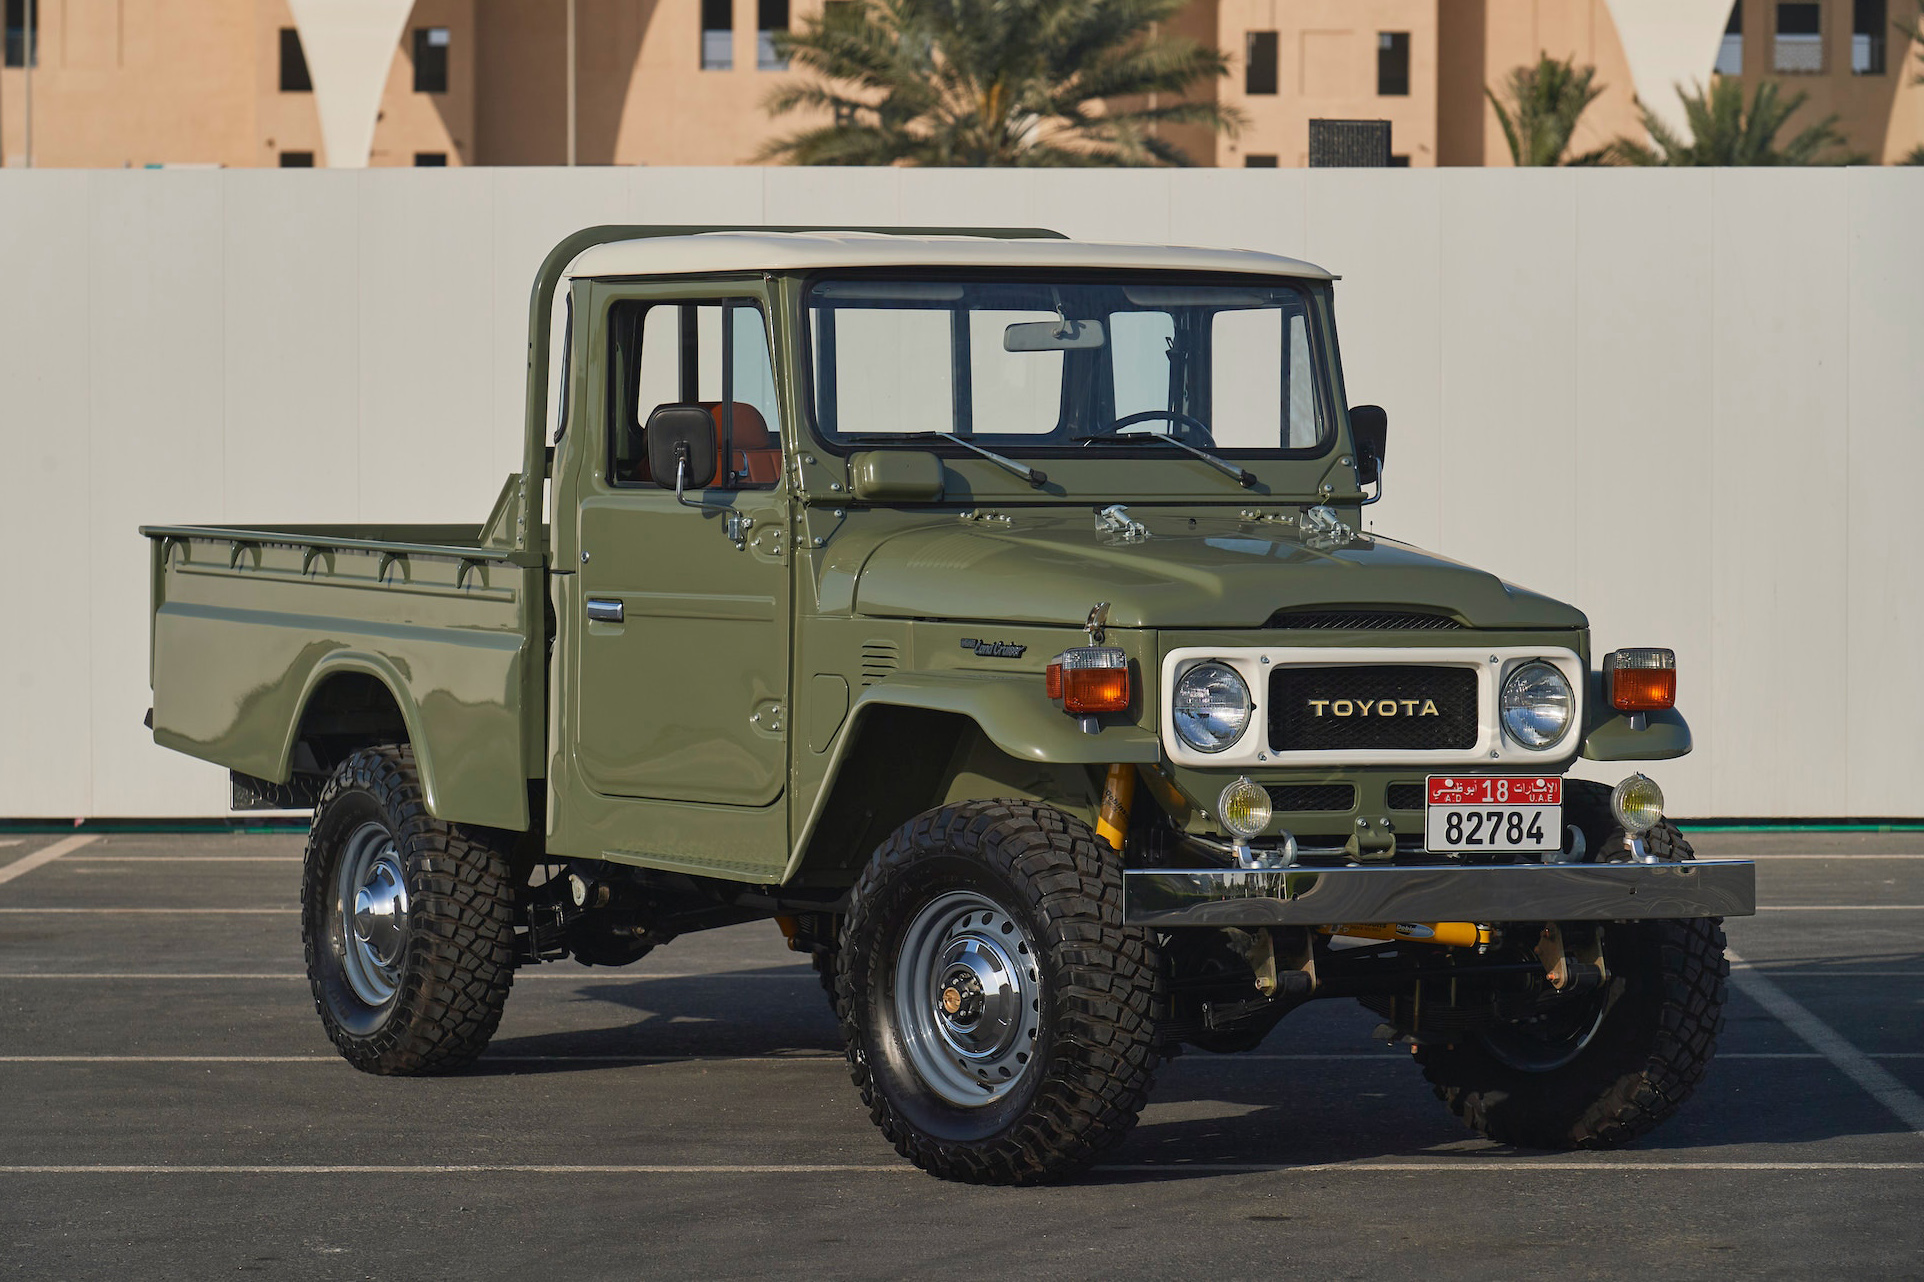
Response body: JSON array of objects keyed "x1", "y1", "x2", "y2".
[{"x1": 470, "y1": 967, "x2": 1917, "y2": 1166}]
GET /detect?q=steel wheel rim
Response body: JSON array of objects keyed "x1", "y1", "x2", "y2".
[
  {"x1": 1480, "y1": 993, "x2": 1609, "y2": 1073},
  {"x1": 893, "y1": 890, "x2": 1042, "y2": 1108},
  {"x1": 335, "y1": 821, "x2": 408, "y2": 1007}
]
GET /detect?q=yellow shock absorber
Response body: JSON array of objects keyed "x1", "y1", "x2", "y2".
[
  {"x1": 1319, "y1": 922, "x2": 1491, "y2": 949},
  {"x1": 1095, "y1": 762, "x2": 1136, "y2": 852}
]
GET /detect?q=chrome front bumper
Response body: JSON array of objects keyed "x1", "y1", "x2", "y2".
[{"x1": 1123, "y1": 860, "x2": 1756, "y2": 929}]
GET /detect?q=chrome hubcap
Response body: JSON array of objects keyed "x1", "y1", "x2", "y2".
[
  {"x1": 894, "y1": 891, "x2": 1042, "y2": 1107},
  {"x1": 336, "y1": 822, "x2": 408, "y2": 1006}
]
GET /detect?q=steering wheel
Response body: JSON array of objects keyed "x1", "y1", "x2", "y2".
[{"x1": 1090, "y1": 409, "x2": 1215, "y2": 445}]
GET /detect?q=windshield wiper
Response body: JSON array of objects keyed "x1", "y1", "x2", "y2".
[
  {"x1": 934, "y1": 433, "x2": 1048, "y2": 487},
  {"x1": 1074, "y1": 431, "x2": 1255, "y2": 488}
]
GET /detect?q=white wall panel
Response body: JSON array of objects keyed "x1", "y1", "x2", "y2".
[
  {"x1": 1844, "y1": 168, "x2": 1924, "y2": 816},
  {"x1": 1567, "y1": 168, "x2": 1717, "y2": 810},
  {"x1": 0, "y1": 166, "x2": 1917, "y2": 819},
  {"x1": 1707, "y1": 169, "x2": 1852, "y2": 817},
  {"x1": 1435, "y1": 170, "x2": 1581, "y2": 610},
  {"x1": 355, "y1": 169, "x2": 502, "y2": 522},
  {"x1": 1304, "y1": 170, "x2": 1444, "y2": 552},
  {"x1": 86, "y1": 172, "x2": 233, "y2": 816},
  {"x1": 0, "y1": 172, "x2": 95, "y2": 817}
]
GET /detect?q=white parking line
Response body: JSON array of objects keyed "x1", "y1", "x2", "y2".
[
  {"x1": 1757, "y1": 906, "x2": 1924, "y2": 912},
  {"x1": 0, "y1": 840, "x2": 20, "y2": 848},
  {"x1": 0, "y1": 835, "x2": 99, "y2": 886},
  {"x1": 0, "y1": 908, "x2": 297, "y2": 914},
  {"x1": 62, "y1": 856, "x2": 304, "y2": 863},
  {"x1": 0, "y1": 1160, "x2": 1919, "y2": 1176},
  {"x1": 1728, "y1": 948, "x2": 1924, "y2": 1136}
]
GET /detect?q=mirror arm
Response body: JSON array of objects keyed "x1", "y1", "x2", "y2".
[
  {"x1": 1359, "y1": 455, "x2": 1385, "y2": 507},
  {"x1": 674, "y1": 455, "x2": 747, "y2": 549}
]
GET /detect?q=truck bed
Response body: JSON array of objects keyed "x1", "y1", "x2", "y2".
[{"x1": 142, "y1": 518, "x2": 546, "y2": 831}]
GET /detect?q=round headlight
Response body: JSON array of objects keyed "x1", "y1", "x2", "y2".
[
  {"x1": 1172, "y1": 662, "x2": 1253, "y2": 754},
  {"x1": 1611, "y1": 773, "x2": 1665, "y2": 834},
  {"x1": 1218, "y1": 777, "x2": 1272, "y2": 839},
  {"x1": 1500, "y1": 661, "x2": 1574, "y2": 749}
]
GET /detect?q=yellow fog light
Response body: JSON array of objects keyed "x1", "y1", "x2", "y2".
[
  {"x1": 1611, "y1": 773, "x2": 1665, "y2": 834},
  {"x1": 1218, "y1": 777, "x2": 1272, "y2": 840}
]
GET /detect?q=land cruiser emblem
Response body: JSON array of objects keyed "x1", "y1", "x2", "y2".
[
  {"x1": 961, "y1": 638, "x2": 1027, "y2": 659},
  {"x1": 1310, "y1": 698, "x2": 1439, "y2": 717}
]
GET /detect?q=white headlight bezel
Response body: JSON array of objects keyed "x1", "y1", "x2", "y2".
[
  {"x1": 1158, "y1": 646, "x2": 1585, "y2": 768},
  {"x1": 1499, "y1": 660, "x2": 1576, "y2": 750},
  {"x1": 1171, "y1": 661, "x2": 1254, "y2": 754}
]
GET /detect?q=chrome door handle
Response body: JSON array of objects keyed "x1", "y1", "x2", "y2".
[{"x1": 586, "y1": 598, "x2": 624, "y2": 623}]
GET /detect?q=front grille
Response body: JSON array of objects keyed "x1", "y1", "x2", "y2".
[
  {"x1": 1268, "y1": 665, "x2": 1479, "y2": 752},
  {"x1": 1265, "y1": 783, "x2": 1356, "y2": 812},
  {"x1": 1386, "y1": 782, "x2": 1426, "y2": 810},
  {"x1": 1265, "y1": 609, "x2": 1462, "y2": 631}
]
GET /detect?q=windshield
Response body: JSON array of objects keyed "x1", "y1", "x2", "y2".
[{"x1": 804, "y1": 274, "x2": 1330, "y2": 454}]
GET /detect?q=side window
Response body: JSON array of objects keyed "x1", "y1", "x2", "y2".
[{"x1": 608, "y1": 299, "x2": 783, "y2": 489}]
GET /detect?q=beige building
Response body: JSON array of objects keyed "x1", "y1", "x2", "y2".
[{"x1": 1, "y1": 0, "x2": 1918, "y2": 168}]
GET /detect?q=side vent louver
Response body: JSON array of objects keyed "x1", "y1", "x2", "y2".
[{"x1": 860, "y1": 641, "x2": 900, "y2": 687}]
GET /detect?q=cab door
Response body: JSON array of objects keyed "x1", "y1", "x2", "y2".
[{"x1": 565, "y1": 284, "x2": 791, "y2": 807}]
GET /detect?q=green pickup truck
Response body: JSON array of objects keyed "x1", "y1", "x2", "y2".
[{"x1": 145, "y1": 225, "x2": 1754, "y2": 1185}]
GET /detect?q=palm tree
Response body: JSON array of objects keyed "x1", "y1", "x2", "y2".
[
  {"x1": 1486, "y1": 55, "x2": 1608, "y2": 166},
  {"x1": 1607, "y1": 78, "x2": 1861, "y2": 166},
  {"x1": 759, "y1": 0, "x2": 1242, "y2": 166}
]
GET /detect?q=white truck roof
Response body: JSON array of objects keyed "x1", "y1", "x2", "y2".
[{"x1": 566, "y1": 229, "x2": 1334, "y2": 282}]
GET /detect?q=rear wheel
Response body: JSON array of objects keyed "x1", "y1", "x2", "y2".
[
  {"x1": 837, "y1": 802, "x2": 1160, "y2": 1185},
  {"x1": 302, "y1": 745, "x2": 517, "y2": 1075}
]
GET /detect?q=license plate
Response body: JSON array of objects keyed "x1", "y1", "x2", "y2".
[{"x1": 1424, "y1": 775, "x2": 1562, "y2": 853}]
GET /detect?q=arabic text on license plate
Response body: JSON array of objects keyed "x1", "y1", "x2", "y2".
[{"x1": 1424, "y1": 775, "x2": 1562, "y2": 853}]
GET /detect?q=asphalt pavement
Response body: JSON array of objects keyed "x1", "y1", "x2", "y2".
[{"x1": 1, "y1": 828, "x2": 1921, "y2": 1280}]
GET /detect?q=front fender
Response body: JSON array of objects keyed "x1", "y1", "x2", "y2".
[
  {"x1": 849, "y1": 671, "x2": 1160, "y2": 766},
  {"x1": 1581, "y1": 706, "x2": 1692, "y2": 761}
]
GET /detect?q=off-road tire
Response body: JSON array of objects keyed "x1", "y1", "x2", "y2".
[
  {"x1": 1416, "y1": 795, "x2": 1727, "y2": 1148},
  {"x1": 837, "y1": 802, "x2": 1161, "y2": 1185},
  {"x1": 302, "y1": 744, "x2": 517, "y2": 1075}
]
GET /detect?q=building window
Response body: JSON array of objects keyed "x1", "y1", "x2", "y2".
[
  {"x1": 1244, "y1": 154, "x2": 1279, "y2": 168},
  {"x1": 1715, "y1": 2, "x2": 1743, "y2": 74},
  {"x1": 702, "y1": 0, "x2": 733, "y2": 70},
  {"x1": 1245, "y1": 31, "x2": 1278, "y2": 95},
  {"x1": 758, "y1": 0, "x2": 789, "y2": 69},
  {"x1": 832, "y1": 102, "x2": 857, "y2": 128},
  {"x1": 1390, "y1": 154, "x2": 1411, "y2": 167},
  {"x1": 279, "y1": 27, "x2": 312, "y2": 91},
  {"x1": 4, "y1": 0, "x2": 36, "y2": 67},
  {"x1": 1853, "y1": 0, "x2": 1887, "y2": 72},
  {"x1": 1775, "y1": 3, "x2": 1823, "y2": 72},
  {"x1": 413, "y1": 28, "x2": 450, "y2": 93},
  {"x1": 414, "y1": 152, "x2": 448, "y2": 166},
  {"x1": 279, "y1": 151, "x2": 315, "y2": 168},
  {"x1": 1378, "y1": 32, "x2": 1410, "y2": 95}
]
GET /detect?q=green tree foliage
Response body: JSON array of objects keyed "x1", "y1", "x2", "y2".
[
  {"x1": 1607, "y1": 78, "x2": 1862, "y2": 166},
  {"x1": 1486, "y1": 55, "x2": 1608, "y2": 166},
  {"x1": 758, "y1": 0, "x2": 1242, "y2": 166}
]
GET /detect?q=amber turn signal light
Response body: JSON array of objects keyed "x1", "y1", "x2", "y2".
[
  {"x1": 1047, "y1": 646, "x2": 1131, "y2": 714},
  {"x1": 1606, "y1": 648, "x2": 1676, "y2": 712}
]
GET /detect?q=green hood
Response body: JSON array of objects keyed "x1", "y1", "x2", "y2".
[{"x1": 851, "y1": 513, "x2": 1586, "y2": 631}]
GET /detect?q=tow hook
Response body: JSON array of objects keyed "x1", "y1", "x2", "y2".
[{"x1": 1535, "y1": 922, "x2": 1607, "y2": 993}]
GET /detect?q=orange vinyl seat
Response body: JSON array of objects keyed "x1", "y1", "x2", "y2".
[{"x1": 697, "y1": 401, "x2": 782, "y2": 488}]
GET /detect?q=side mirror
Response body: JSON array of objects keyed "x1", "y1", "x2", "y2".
[
  {"x1": 1348, "y1": 405, "x2": 1387, "y2": 494},
  {"x1": 850, "y1": 450, "x2": 945, "y2": 503},
  {"x1": 646, "y1": 405, "x2": 719, "y2": 493}
]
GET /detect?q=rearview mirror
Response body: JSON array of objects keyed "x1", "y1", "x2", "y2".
[
  {"x1": 1004, "y1": 319, "x2": 1105, "y2": 352},
  {"x1": 1348, "y1": 405, "x2": 1387, "y2": 488},
  {"x1": 646, "y1": 405, "x2": 719, "y2": 492}
]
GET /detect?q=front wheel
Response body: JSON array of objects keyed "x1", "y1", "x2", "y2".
[
  {"x1": 1417, "y1": 897, "x2": 1729, "y2": 1146},
  {"x1": 837, "y1": 802, "x2": 1160, "y2": 1185},
  {"x1": 302, "y1": 745, "x2": 517, "y2": 1075}
]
